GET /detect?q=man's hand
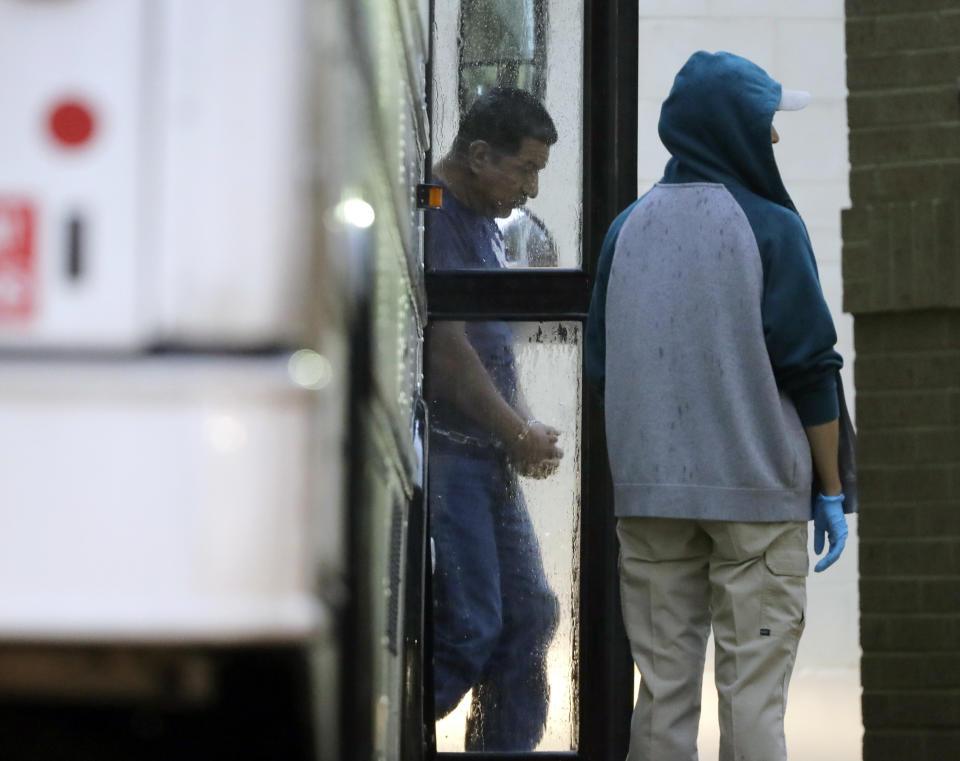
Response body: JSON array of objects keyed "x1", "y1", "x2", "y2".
[
  {"x1": 508, "y1": 420, "x2": 563, "y2": 479},
  {"x1": 813, "y1": 493, "x2": 848, "y2": 572}
]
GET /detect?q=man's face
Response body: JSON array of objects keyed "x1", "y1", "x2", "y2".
[{"x1": 469, "y1": 137, "x2": 551, "y2": 218}]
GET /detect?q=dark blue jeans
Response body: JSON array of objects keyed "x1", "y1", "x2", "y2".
[{"x1": 429, "y1": 448, "x2": 559, "y2": 751}]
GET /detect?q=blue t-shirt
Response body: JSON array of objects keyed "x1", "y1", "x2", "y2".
[{"x1": 427, "y1": 181, "x2": 518, "y2": 448}]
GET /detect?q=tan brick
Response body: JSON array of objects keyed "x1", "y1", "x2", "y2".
[
  {"x1": 847, "y1": 13, "x2": 960, "y2": 54},
  {"x1": 847, "y1": 86, "x2": 959, "y2": 129},
  {"x1": 850, "y1": 124, "x2": 960, "y2": 166},
  {"x1": 847, "y1": 0, "x2": 960, "y2": 18},
  {"x1": 863, "y1": 653, "x2": 960, "y2": 689},
  {"x1": 861, "y1": 614, "x2": 960, "y2": 652},
  {"x1": 856, "y1": 390, "x2": 953, "y2": 428},
  {"x1": 847, "y1": 48, "x2": 960, "y2": 90}
]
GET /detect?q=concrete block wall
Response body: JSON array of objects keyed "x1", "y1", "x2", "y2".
[{"x1": 843, "y1": 1, "x2": 960, "y2": 758}]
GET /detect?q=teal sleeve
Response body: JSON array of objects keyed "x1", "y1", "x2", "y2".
[
  {"x1": 585, "y1": 200, "x2": 641, "y2": 398},
  {"x1": 757, "y1": 209, "x2": 842, "y2": 425}
]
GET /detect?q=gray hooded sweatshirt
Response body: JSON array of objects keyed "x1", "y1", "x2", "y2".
[{"x1": 589, "y1": 52, "x2": 846, "y2": 522}]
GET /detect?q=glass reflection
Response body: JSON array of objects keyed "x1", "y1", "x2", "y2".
[
  {"x1": 432, "y1": 0, "x2": 582, "y2": 269},
  {"x1": 458, "y1": 0, "x2": 547, "y2": 112},
  {"x1": 427, "y1": 0, "x2": 583, "y2": 750},
  {"x1": 425, "y1": 89, "x2": 562, "y2": 751},
  {"x1": 497, "y1": 207, "x2": 557, "y2": 267},
  {"x1": 427, "y1": 320, "x2": 580, "y2": 752},
  {"x1": 427, "y1": 87, "x2": 557, "y2": 270}
]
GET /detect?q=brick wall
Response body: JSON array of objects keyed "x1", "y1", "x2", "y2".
[{"x1": 843, "y1": 2, "x2": 960, "y2": 758}]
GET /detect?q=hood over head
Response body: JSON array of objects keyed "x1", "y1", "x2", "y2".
[{"x1": 658, "y1": 51, "x2": 797, "y2": 209}]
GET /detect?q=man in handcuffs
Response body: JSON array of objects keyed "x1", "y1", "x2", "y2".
[{"x1": 425, "y1": 87, "x2": 562, "y2": 751}]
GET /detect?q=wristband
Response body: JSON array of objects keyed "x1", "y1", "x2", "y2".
[{"x1": 818, "y1": 493, "x2": 845, "y2": 502}]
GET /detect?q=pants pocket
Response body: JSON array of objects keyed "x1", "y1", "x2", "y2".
[{"x1": 761, "y1": 525, "x2": 808, "y2": 639}]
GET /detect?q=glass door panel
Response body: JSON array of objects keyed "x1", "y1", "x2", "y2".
[
  {"x1": 427, "y1": 320, "x2": 581, "y2": 752},
  {"x1": 423, "y1": 0, "x2": 625, "y2": 755},
  {"x1": 430, "y1": 0, "x2": 583, "y2": 269}
]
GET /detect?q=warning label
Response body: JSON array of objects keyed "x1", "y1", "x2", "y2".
[{"x1": 0, "y1": 200, "x2": 36, "y2": 320}]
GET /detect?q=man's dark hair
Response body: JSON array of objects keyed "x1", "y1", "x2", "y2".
[{"x1": 453, "y1": 87, "x2": 558, "y2": 157}]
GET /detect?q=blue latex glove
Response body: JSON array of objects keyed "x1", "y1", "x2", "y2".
[{"x1": 813, "y1": 493, "x2": 848, "y2": 573}]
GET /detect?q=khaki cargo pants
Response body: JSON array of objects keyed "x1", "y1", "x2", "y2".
[{"x1": 617, "y1": 517, "x2": 808, "y2": 761}]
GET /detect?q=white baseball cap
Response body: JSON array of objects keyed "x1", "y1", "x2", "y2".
[{"x1": 778, "y1": 88, "x2": 811, "y2": 111}]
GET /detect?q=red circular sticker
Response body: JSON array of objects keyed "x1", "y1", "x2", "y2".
[{"x1": 48, "y1": 99, "x2": 96, "y2": 148}]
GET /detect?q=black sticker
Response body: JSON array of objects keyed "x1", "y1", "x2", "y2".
[{"x1": 760, "y1": 628, "x2": 771, "y2": 637}]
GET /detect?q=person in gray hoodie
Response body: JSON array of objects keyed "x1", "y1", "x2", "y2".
[{"x1": 585, "y1": 51, "x2": 856, "y2": 760}]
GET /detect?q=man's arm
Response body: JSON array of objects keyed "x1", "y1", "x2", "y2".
[
  {"x1": 585, "y1": 199, "x2": 641, "y2": 399},
  {"x1": 804, "y1": 418, "x2": 842, "y2": 496},
  {"x1": 806, "y1": 416, "x2": 848, "y2": 572},
  {"x1": 427, "y1": 321, "x2": 562, "y2": 472},
  {"x1": 428, "y1": 320, "x2": 525, "y2": 442}
]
